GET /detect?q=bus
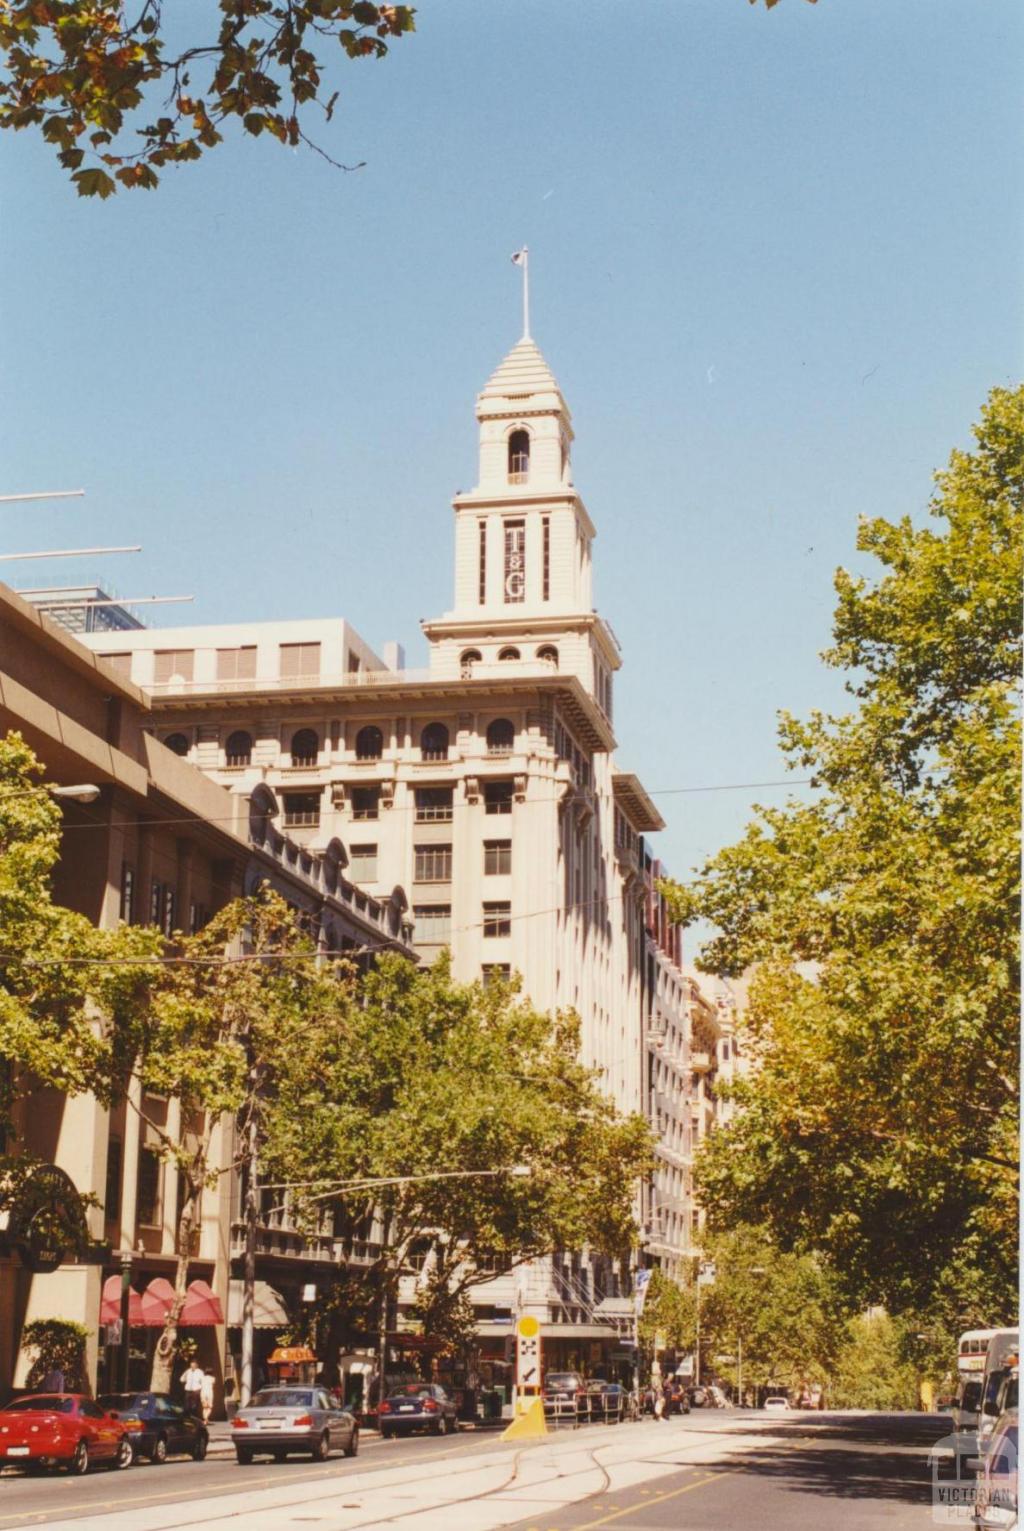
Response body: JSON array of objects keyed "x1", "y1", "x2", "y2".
[{"x1": 959, "y1": 1330, "x2": 1002, "y2": 1378}]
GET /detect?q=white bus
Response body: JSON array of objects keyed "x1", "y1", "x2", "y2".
[{"x1": 959, "y1": 1329, "x2": 1002, "y2": 1378}]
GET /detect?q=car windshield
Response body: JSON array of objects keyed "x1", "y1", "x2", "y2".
[
  {"x1": 98, "y1": 1395, "x2": 138, "y2": 1410},
  {"x1": 983, "y1": 1372, "x2": 1006, "y2": 1414},
  {"x1": 962, "y1": 1382, "x2": 982, "y2": 1410},
  {"x1": 546, "y1": 1375, "x2": 580, "y2": 1388},
  {"x1": 252, "y1": 1389, "x2": 314, "y2": 1408},
  {"x1": 396, "y1": 1385, "x2": 433, "y2": 1397},
  {"x1": 5, "y1": 1396, "x2": 74, "y2": 1413}
]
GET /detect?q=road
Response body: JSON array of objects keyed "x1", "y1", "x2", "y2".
[{"x1": 0, "y1": 1410, "x2": 953, "y2": 1531}]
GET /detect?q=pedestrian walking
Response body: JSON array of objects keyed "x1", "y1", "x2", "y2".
[
  {"x1": 180, "y1": 1359, "x2": 205, "y2": 1417},
  {"x1": 653, "y1": 1381, "x2": 666, "y2": 1420},
  {"x1": 200, "y1": 1369, "x2": 215, "y2": 1423}
]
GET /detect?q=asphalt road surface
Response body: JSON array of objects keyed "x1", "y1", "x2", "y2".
[
  {"x1": 507, "y1": 1411, "x2": 952, "y2": 1531},
  {"x1": 0, "y1": 1411, "x2": 952, "y2": 1530}
]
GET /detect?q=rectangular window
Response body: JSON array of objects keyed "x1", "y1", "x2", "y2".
[
  {"x1": 120, "y1": 863, "x2": 134, "y2": 923},
  {"x1": 215, "y1": 645, "x2": 257, "y2": 682},
  {"x1": 542, "y1": 516, "x2": 550, "y2": 602},
  {"x1": 503, "y1": 519, "x2": 525, "y2": 604},
  {"x1": 347, "y1": 651, "x2": 361, "y2": 675},
  {"x1": 150, "y1": 880, "x2": 162, "y2": 925},
  {"x1": 279, "y1": 641, "x2": 321, "y2": 681},
  {"x1": 136, "y1": 1148, "x2": 161, "y2": 1227},
  {"x1": 413, "y1": 904, "x2": 451, "y2": 943},
  {"x1": 351, "y1": 786, "x2": 380, "y2": 820},
  {"x1": 105, "y1": 1138, "x2": 122, "y2": 1223},
  {"x1": 283, "y1": 791, "x2": 321, "y2": 827},
  {"x1": 484, "y1": 839, "x2": 511, "y2": 875},
  {"x1": 100, "y1": 652, "x2": 132, "y2": 677},
  {"x1": 415, "y1": 787, "x2": 453, "y2": 823},
  {"x1": 478, "y1": 519, "x2": 487, "y2": 605},
  {"x1": 414, "y1": 843, "x2": 452, "y2": 883},
  {"x1": 350, "y1": 844, "x2": 378, "y2": 881},
  {"x1": 483, "y1": 902, "x2": 512, "y2": 938},
  {"x1": 484, "y1": 780, "x2": 513, "y2": 815},
  {"x1": 162, "y1": 887, "x2": 176, "y2": 937},
  {"x1": 482, "y1": 964, "x2": 511, "y2": 987},
  {"x1": 153, "y1": 649, "x2": 194, "y2": 685}
]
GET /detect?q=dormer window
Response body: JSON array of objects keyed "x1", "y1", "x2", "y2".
[{"x1": 508, "y1": 429, "x2": 530, "y2": 484}]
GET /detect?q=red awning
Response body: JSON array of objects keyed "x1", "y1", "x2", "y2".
[
  {"x1": 140, "y1": 1277, "x2": 176, "y2": 1327},
  {"x1": 179, "y1": 1279, "x2": 224, "y2": 1326},
  {"x1": 100, "y1": 1275, "x2": 144, "y2": 1327}
]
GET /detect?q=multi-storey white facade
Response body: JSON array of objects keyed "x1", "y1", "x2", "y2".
[{"x1": 79, "y1": 327, "x2": 734, "y2": 1360}]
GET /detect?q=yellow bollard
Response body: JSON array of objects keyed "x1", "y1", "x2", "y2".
[{"x1": 500, "y1": 1396, "x2": 548, "y2": 1440}]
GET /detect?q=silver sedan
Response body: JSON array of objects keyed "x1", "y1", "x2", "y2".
[{"x1": 231, "y1": 1386, "x2": 359, "y2": 1464}]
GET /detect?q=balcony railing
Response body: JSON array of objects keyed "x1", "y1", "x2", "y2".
[{"x1": 143, "y1": 658, "x2": 560, "y2": 697}]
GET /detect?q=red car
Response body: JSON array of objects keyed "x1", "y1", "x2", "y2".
[{"x1": 0, "y1": 1393, "x2": 134, "y2": 1474}]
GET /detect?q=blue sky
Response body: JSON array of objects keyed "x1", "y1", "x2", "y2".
[{"x1": 1, "y1": 0, "x2": 1021, "y2": 924}]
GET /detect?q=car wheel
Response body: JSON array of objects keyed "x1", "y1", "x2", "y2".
[
  {"x1": 235, "y1": 1447, "x2": 254, "y2": 1465},
  {"x1": 344, "y1": 1427, "x2": 359, "y2": 1458},
  {"x1": 151, "y1": 1433, "x2": 168, "y2": 1464},
  {"x1": 311, "y1": 1431, "x2": 330, "y2": 1462},
  {"x1": 430, "y1": 1418, "x2": 443, "y2": 1436},
  {"x1": 191, "y1": 1433, "x2": 208, "y2": 1462},
  {"x1": 70, "y1": 1440, "x2": 89, "y2": 1476},
  {"x1": 272, "y1": 1449, "x2": 287, "y2": 1463},
  {"x1": 115, "y1": 1438, "x2": 134, "y2": 1471},
  {"x1": 380, "y1": 1427, "x2": 393, "y2": 1440}
]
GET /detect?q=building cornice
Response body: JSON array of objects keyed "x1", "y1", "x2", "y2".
[
  {"x1": 451, "y1": 488, "x2": 596, "y2": 541},
  {"x1": 612, "y1": 772, "x2": 665, "y2": 832}
]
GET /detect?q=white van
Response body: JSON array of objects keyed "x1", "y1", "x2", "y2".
[{"x1": 976, "y1": 1330, "x2": 1019, "y2": 1462}]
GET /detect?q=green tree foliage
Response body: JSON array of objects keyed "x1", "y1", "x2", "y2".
[
  {"x1": 0, "y1": 0, "x2": 415, "y2": 196},
  {"x1": 638, "y1": 1267, "x2": 696, "y2": 1356},
  {"x1": 260, "y1": 956, "x2": 654, "y2": 1334},
  {"x1": 0, "y1": 731, "x2": 158, "y2": 1136},
  {"x1": 831, "y1": 1312, "x2": 921, "y2": 1412},
  {"x1": 21, "y1": 1318, "x2": 90, "y2": 1391},
  {"x1": 662, "y1": 387, "x2": 1022, "y2": 1317},
  {"x1": 697, "y1": 1226, "x2": 846, "y2": 1396}
]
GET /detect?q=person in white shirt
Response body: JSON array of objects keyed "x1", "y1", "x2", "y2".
[
  {"x1": 180, "y1": 1361, "x2": 205, "y2": 1416},
  {"x1": 200, "y1": 1370, "x2": 215, "y2": 1423}
]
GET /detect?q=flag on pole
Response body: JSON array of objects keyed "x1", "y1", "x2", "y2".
[{"x1": 511, "y1": 248, "x2": 528, "y2": 266}]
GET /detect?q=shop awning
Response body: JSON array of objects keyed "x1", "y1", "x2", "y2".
[
  {"x1": 180, "y1": 1279, "x2": 223, "y2": 1326},
  {"x1": 227, "y1": 1278, "x2": 290, "y2": 1329},
  {"x1": 140, "y1": 1277, "x2": 176, "y2": 1326},
  {"x1": 100, "y1": 1275, "x2": 144, "y2": 1327}
]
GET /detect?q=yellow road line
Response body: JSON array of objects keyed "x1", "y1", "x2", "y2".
[{"x1": 569, "y1": 1470, "x2": 731, "y2": 1530}]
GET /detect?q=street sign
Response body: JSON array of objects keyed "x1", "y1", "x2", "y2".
[
  {"x1": 715, "y1": 1354, "x2": 737, "y2": 1365},
  {"x1": 634, "y1": 1268, "x2": 652, "y2": 1315},
  {"x1": 698, "y1": 1261, "x2": 717, "y2": 1286},
  {"x1": 677, "y1": 1354, "x2": 695, "y2": 1376},
  {"x1": 515, "y1": 1314, "x2": 542, "y2": 1394}
]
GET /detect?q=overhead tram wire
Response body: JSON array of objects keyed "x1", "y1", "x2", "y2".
[{"x1": 41, "y1": 776, "x2": 817, "y2": 837}]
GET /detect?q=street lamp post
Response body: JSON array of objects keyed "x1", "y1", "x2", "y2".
[
  {"x1": 118, "y1": 1251, "x2": 132, "y2": 1391},
  {"x1": 1, "y1": 783, "x2": 101, "y2": 803}
]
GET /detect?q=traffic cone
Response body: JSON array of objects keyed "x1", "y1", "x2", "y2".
[{"x1": 500, "y1": 1397, "x2": 548, "y2": 1439}]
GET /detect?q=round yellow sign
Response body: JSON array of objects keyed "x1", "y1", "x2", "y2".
[{"x1": 517, "y1": 1315, "x2": 540, "y2": 1339}]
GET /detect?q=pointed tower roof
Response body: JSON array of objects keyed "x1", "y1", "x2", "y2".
[{"x1": 480, "y1": 336, "x2": 563, "y2": 401}]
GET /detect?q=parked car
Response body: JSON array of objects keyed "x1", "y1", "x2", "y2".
[
  {"x1": 98, "y1": 1392, "x2": 209, "y2": 1463},
  {"x1": 542, "y1": 1371, "x2": 585, "y2": 1423},
  {"x1": 0, "y1": 1393, "x2": 134, "y2": 1474},
  {"x1": 951, "y1": 1377, "x2": 984, "y2": 1475},
  {"x1": 763, "y1": 1394, "x2": 791, "y2": 1412},
  {"x1": 231, "y1": 1385, "x2": 359, "y2": 1463},
  {"x1": 978, "y1": 1333, "x2": 1019, "y2": 1463},
  {"x1": 973, "y1": 1406, "x2": 1017, "y2": 1529},
  {"x1": 378, "y1": 1383, "x2": 458, "y2": 1438}
]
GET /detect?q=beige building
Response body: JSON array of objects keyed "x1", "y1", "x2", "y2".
[
  {"x1": 0, "y1": 583, "x2": 414, "y2": 1402},
  {"x1": 78, "y1": 328, "x2": 737, "y2": 1362}
]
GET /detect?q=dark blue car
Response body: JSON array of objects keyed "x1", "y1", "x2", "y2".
[
  {"x1": 378, "y1": 1383, "x2": 458, "y2": 1438},
  {"x1": 98, "y1": 1392, "x2": 208, "y2": 1463}
]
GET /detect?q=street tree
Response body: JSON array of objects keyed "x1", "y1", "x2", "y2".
[
  {"x1": 0, "y1": 730, "x2": 158, "y2": 1153},
  {"x1": 260, "y1": 956, "x2": 655, "y2": 1376},
  {"x1": 662, "y1": 386, "x2": 1022, "y2": 1317},
  {"x1": 638, "y1": 1266, "x2": 696, "y2": 1356},
  {"x1": 132, "y1": 889, "x2": 350, "y2": 1391},
  {"x1": 0, "y1": 0, "x2": 415, "y2": 196}
]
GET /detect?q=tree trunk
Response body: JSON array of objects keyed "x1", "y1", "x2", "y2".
[{"x1": 149, "y1": 1181, "x2": 199, "y2": 1392}]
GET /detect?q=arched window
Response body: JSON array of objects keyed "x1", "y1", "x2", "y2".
[
  {"x1": 164, "y1": 732, "x2": 189, "y2": 758},
  {"x1": 497, "y1": 646, "x2": 520, "y2": 662},
  {"x1": 486, "y1": 718, "x2": 515, "y2": 756},
  {"x1": 536, "y1": 645, "x2": 559, "y2": 669},
  {"x1": 225, "y1": 730, "x2": 252, "y2": 766},
  {"x1": 420, "y1": 722, "x2": 449, "y2": 761},
  {"x1": 460, "y1": 648, "x2": 482, "y2": 679},
  {"x1": 355, "y1": 725, "x2": 383, "y2": 761},
  {"x1": 508, "y1": 429, "x2": 530, "y2": 484},
  {"x1": 291, "y1": 727, "x2": 319, "y2": 766}
]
